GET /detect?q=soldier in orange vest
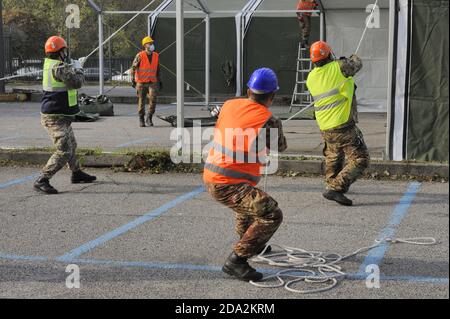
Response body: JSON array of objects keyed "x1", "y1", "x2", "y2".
[
  {"x1": 204, "y1": 68, "x2": 288, "y2": 282},
  {"x1": 131, "y1": 36, "x2": 162, "y2": 127},
  {"x1": 297, "y1": 0, "x2": 318, "y2": 48}
]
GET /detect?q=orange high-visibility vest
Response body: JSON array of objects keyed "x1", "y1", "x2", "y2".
[
  {"x1": 135, "y1": 51, "x2": 159, "y2": 83},
  {"x1": 203, "y1": 98, "x2": 273, "y2": 186},
  {"x1": 297, "y1": 1, "x2": 317, "y2": 17}
]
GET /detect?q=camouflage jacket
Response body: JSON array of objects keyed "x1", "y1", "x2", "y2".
[
  {"x1": 130, "y1": 51, "x2": 161, "y2": 83},
  {"x1": 52, "y1": 62, "x2": 84, "y2": 90},
  {"x1": 337, "y1": 55, "x2": 363, "y2": 78},
  {"x1": 338, "y1": 54, "x2": 363, "y2": 125},
  {"x1": 263, "y1": 116, "x2": 288, "y2": 153}
]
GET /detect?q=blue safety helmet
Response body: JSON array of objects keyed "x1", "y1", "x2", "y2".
[{"x1": 247, "y1": 68, "x2": 279, "y2": 94}]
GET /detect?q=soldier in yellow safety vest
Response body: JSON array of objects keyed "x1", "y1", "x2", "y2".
[
  {"x1": 306, "y1": 41, "x2": 370, "y2": 206},
  {"x1": 34, "y1": 36, "x2": 96, "y2": 194}
]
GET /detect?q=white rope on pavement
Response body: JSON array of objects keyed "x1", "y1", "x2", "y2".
[{"x1": 249, "y1": 237, "x2": 437, "y2": 294}]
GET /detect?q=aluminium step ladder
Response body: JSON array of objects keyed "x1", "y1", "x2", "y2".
[{"x1": 290, "y1": 43, "x2": 313, "y2": 113}]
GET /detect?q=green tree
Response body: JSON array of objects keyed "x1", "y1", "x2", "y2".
[{"x1": 3, "y1": 0, "x2": 164, "y2": 58}]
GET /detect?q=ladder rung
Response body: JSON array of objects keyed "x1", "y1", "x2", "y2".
[
  {"x1": 296, "y1": 81, "x2": 306, "y2": 84},
  {"x1": 298, "y1": 70, "x2": 311, "y2": 73},
  {"x1": 298, "y1": 58, "x2": 310, "y2": 61}
]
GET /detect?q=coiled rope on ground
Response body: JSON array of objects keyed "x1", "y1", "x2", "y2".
[{"x1": 249, "y1": 237, "x2": 437, "y2": 294}]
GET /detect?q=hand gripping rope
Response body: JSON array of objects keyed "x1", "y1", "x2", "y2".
[{"x1": 249, "y1": 237, "x2": 437, "y2": 294}]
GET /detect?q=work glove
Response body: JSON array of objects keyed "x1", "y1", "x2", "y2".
[
  {"x1": 210, "y1": 105, "x2": 222, "y2": 118},
  {"x1": 349, "y1": 54, "x2": 360, "y2": 61},
  {"x1": 78, "y1": 57, "x2": 87, "y2": 67},
  {"x1": 132, "y1": 80, "x2": 137, "y2": 89},
  {"x1": 71, "y1": 59, "x2": 83, "y2": 70}
]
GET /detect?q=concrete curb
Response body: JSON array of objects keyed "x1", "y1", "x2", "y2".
[
  {"x1": 0, "y1": 151, "x2": 132, "y2": 168},
  {"x1": 1, "y1": 150, "x2": 448, "y2": 179},
  {"x1": 278, "y1": 159, "x2": 449, "y2": 178}
]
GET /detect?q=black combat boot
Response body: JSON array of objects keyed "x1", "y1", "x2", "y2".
[
  {"x1": 33, "y1": 177, "x2": 58, "y2": 194},
  {"x1": 323, "y1": 190, "x2": 353, "y2": 206},
  {"x1": 222, "y1": 252, "x2": 263, "y2": 282},
  {"x1": 71, "y1": 170, "x2": 97, "y2": 184},
  {"x1": 139, "y1": 115, "x2": 146, "y2": 127},
  {"x1": 146, "y1": 114, "x2": 154, "y2": 127}
]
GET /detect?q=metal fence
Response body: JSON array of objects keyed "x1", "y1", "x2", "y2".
[
  {"x1": 3, "y1": 32, "x2": 12, "y2": 76},
  {"x1": 6, "y1": 55, "x2": 134, "y2": 82}
]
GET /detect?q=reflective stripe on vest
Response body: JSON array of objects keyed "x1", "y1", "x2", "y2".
[
  {"x1": 203, "y1": 98, "x2": 272, "y2": 186},
  {"x1": 210, "y1": 140, "x2": 265, "y2": 164},
  {"x1": 204, "y1": 163, "x2": 261, "y2": 184},
  {"x1": 135, "y1": 51, "x2": 159, "y2": 83},
  {"x1": 42, "y1": 58, "x2": 78, "y2": 107},
  {"x1": 306, "y1": 61, "x2": 355, "y2": 131}
]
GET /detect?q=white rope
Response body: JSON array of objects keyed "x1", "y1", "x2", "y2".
[
  {"x1": 249, "y1": 237, "x2": 437, "y2": 294},
  {"x1": 355, "y1": 0, "x2": 379, "y2": 56},
  {"x1": 83, "y1": 0, "x2": 158, "y2": 63},
  {"x1": 282, "y1": 101, "x2": 315, "y2": 124}
]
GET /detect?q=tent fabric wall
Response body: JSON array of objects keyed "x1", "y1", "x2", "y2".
[
  {"x1": 153, "y1": 18, "x2": 237, "y2": 95},
  {"x1": 244, "y1": 16, "x2": 320, "y2": 95},
  {"x1": 407, "y1": 0, "x2": 449, "y2": 161},
  {"x1": 325, "y1": 9, "x2": 389, "y2": 112}
]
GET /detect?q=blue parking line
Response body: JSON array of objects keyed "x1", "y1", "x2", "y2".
[
  {"x1": 56, "y1": 186, "x2": 205, "y2": 262},
  {"x1": 0, "y1": 253, "x2": 48, "y2": 262},
  {"x1": 357, "y1": 182, "x2": 422, "y2": 274},
  {"x1": 348, "y1": 273, "x2": 449, "y2": 284},
  {"x1": 0, "y1": 174, "x2": 40, "y2": 190},
  {"x1": 0, "y1": 253, "x2": 447, "y2": 285}
]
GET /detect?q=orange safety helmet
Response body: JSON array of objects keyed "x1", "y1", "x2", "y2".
[
  {"x1": 45, "y1": 36, "x2": 68, "y2": 54},
  {"x1": 310, "y1": 41, "x2": 332, "y2": 63}
]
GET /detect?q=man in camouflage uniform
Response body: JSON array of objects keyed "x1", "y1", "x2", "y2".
[
  {"x1": 131, "y1": 36, "x2": 162, "y2": 127},
  {"x1": 34, "y1": 36, "x2": 96, "y2": 195},
  {"x1": 297, "y1": 0, "x2": 318, "y2": 48},
  {"x1": 204, "y1": 68, "x2": 287, "y2": 282},
  {"x1": 307, "y1": 41, "x2": 370, "y2": 206}
]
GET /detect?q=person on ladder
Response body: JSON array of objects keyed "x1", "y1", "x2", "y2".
[
  {"x1": 204, "y1": 68, "x2": 287, "y2": 282},
  {"x1": 131, "y1": 36, "x2": 162, "y2": 127},
  {"x1": 296, "y1": 0, "x2": 317, "y2": 48},
  {"x1": 306, "y1": 41, "x2": 370, "y2": 206}
]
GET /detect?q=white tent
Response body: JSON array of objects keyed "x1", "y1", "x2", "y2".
[{"x1": 102, "y1": 0, "x2": 442, "y2": 161}]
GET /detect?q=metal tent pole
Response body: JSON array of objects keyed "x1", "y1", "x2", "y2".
[
  {"x1": 176, "y1": 0, "x2": 185, "y2": 150},
  {"x1": 98, "y1": 13, "x2": 105, "y2": 95},
  {"x1": 205, "y1": 14, "x2": 210, "y2": 107}
]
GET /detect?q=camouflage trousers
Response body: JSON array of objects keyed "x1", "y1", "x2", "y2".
[
  {"x1": 206, "y1": 182, "x2": 283, "y2": 259},
  {"x1": 40, "y1": 114, "x2": 80, "y2": 179},
  {"x1": 137, "y1": 82, "x2": 159, "y2": 117},
  {"x1": 322, "y1": 125, "x2": 370, "y2": 193},
  {"x1": 298, "y1": 15, "x2": 312, "y2": 42}
]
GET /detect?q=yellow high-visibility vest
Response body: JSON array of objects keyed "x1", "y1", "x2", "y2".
[
  {"x1": 306, "y1": 61, "x2": 355, "y2": 131},
  {"x1": 43, "y1": 58, "x2": 78, "y2": 107}
]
